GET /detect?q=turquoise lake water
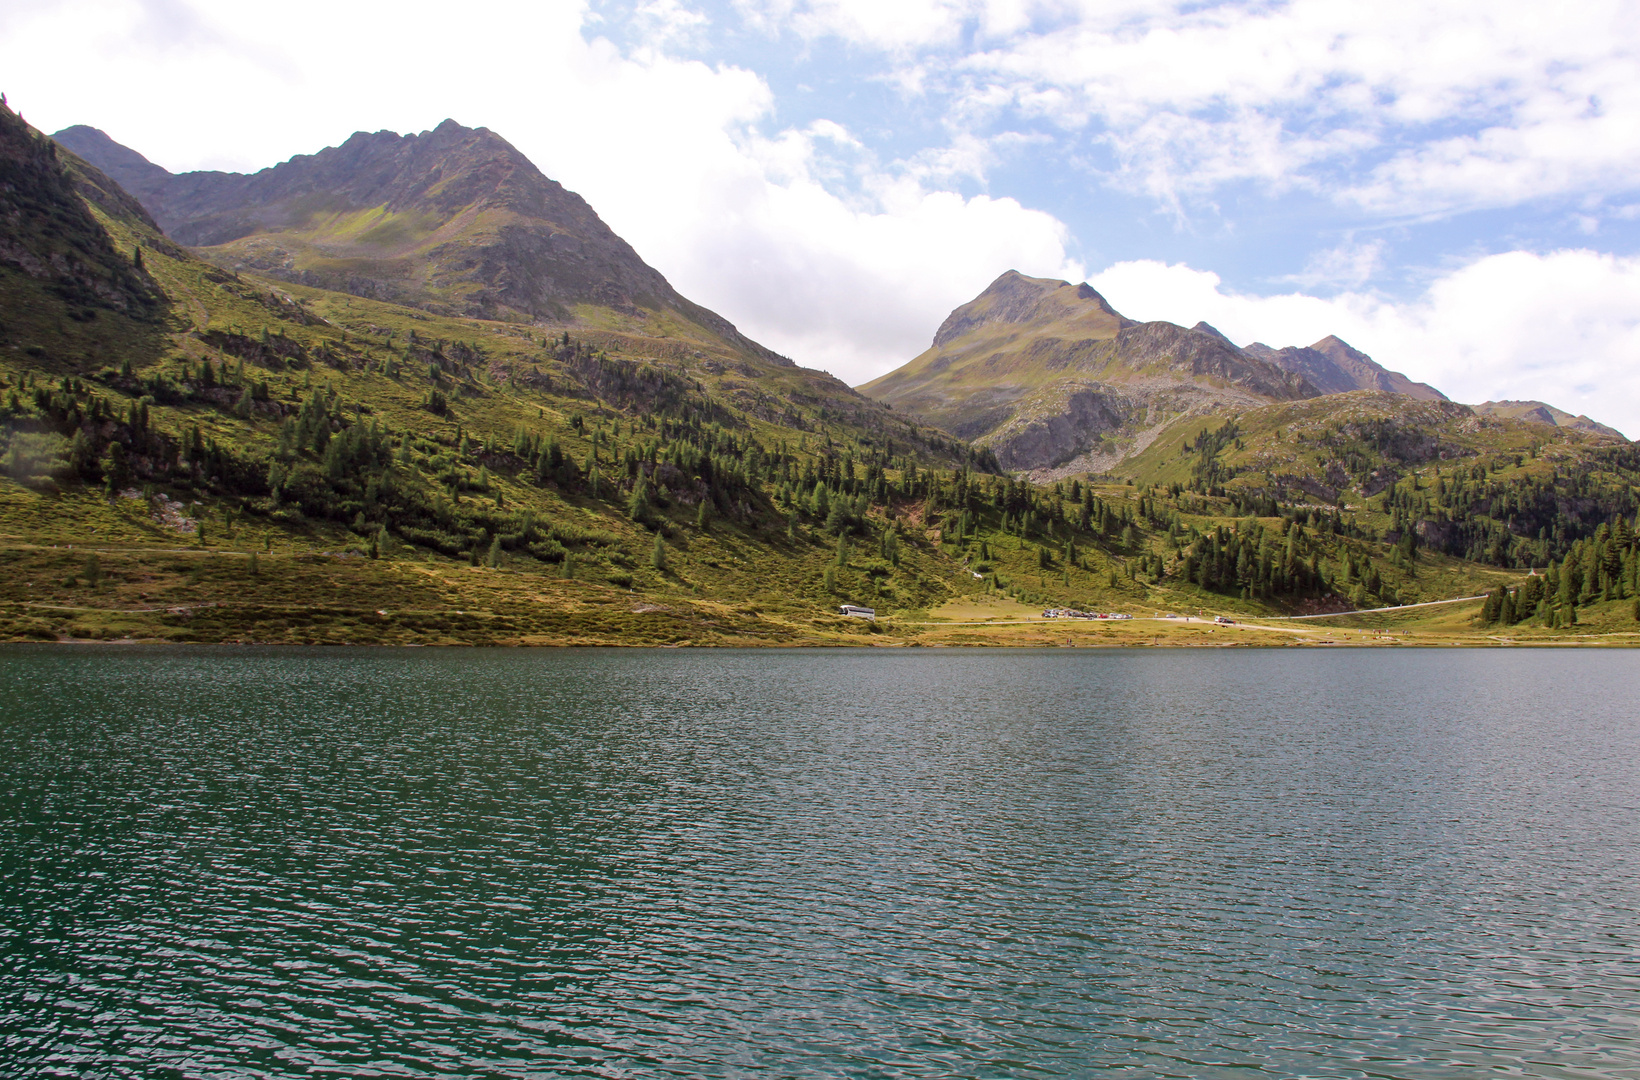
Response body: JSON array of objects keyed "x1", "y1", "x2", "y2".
[{"x1": 1, "y1": 645, "x2": 1637, "y2": 1078}]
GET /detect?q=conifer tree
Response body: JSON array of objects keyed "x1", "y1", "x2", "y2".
[
  {"x1": 651, "y1": 533, "x2": 667, "y2": 571},
  {"x1": 488, "y1": 535, "x2": 503, "y2": 569},
  {"x1": 627, "y1": 477, "x2": 650, "y2": 522}
]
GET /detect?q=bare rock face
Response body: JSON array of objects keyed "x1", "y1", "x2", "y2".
[
  {"x1": 52, "y1": 120, "x2": 787, "y2": 365},
  {"x1": 986, "y1": 387, "x2": 1135, "y2": 471}
]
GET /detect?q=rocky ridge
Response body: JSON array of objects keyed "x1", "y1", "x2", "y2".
[
  {"x1": 860, "y1": 271, "x2": 1317, "y2": 472},
  {"x1": 1473, "y1": 400, "x2": 1626, "y2": 440},
  {"x1": 863, "y1": 270, "x2": 1629, "y2": 474},
  {"x1": 1243, "y1": 336, "x2": 1447, "y2": 401},
  {"x1": 52, "y1": 120, "x2": 787, "y2": 366}
]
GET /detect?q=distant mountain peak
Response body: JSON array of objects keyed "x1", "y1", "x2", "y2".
[
  {"x1": 1192, "y1": 321, "x2": 1234, "y2": 343},
  {"x1": 930, "y1": 270, "x2": 1128, "y2": 348},
  {"x1": 51, "y1": 125, "x2": 172, "y2": 190},
  {"x1": 1474, "y1": 400, "x2": 1627, "y2": 440},
  {"x1": 51, "y1": 119, "x2": 789, "y2": 364},
  {"x1": 863, "y1": 271, "x2": 1314, "y2": 470},
  {"x1": 1250, "y1": 334, "x2": 1448, "y2": 402}
]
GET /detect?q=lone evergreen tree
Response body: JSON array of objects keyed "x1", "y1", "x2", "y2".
[{"x1": 651, "y1": 533, "x2": 667, "y2": 571}]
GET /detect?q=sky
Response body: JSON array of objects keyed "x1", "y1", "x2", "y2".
[{"x1": 3, "y1": 0, "x2": 1639, "y2": 435}]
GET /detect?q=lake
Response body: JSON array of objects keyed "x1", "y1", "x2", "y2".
[{"x1": 1, "y1": 645, "x2": 1637, "y2": 1078}]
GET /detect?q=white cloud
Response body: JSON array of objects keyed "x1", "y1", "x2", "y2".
[
  {"x1": 744, "y1": 0, "x2": 1640, "y2": 219},
  {"x1": 1088, "y1": 250, "x2": 1640, "y2": 438},
  {"x1": 1284, "y1": 239, "x2": 1386, "y2": 289},
  {"x1": 632, "y1": 0, "x2": 711, "y2": 48},
  {"x1": 736, "y1": 0, "x2": 981, "y2": 51}
]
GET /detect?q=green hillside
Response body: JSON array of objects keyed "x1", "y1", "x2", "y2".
[{"x1": 3, "y1": 102, "x2": 1637, "y2": 646}]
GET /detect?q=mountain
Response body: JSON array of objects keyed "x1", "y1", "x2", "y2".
[
  {"x1": 858, "y1": 270, "x2": 1315, "y2": 472},
  {"x1": 1, "y1": 98, "x2": 1007, "y2": 646},
  {"x1": 52, "y1": 119, "x2": 950, "y2": 452},
  {"x1": 52, "y1": 119, "x2": 783, "y2": 364},
  {"x1": 1242, "y1": 336, "x2": 1447, "y2": 401},
  {"x1": 1, "y1": 113, "x2": 164, "y2": 323},
  {"x1": 6, "y1": 101, "x2": 1640, "y2": 645},
  {"x1": 1472, "y1": 400, "x2": 1626, "y2": 440}
]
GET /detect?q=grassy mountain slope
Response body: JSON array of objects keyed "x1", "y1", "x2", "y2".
[
  {"x1": 4, "y1": 102, "x2": 1015, "y2": 643},
  {"x1": 859, "y1": 271, "x2": 1315, "y2": 472},
  {"x1": 55, "y1": 119, "x2": 788, "y2": 368}
]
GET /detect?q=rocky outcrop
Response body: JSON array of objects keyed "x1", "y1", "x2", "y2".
[
  {"x1": 1114, "y1": 322, "x2": 1312, "y2": 399},
  {"x1": 986, "y1": 386, "x2": 1135, "y2": 470}
]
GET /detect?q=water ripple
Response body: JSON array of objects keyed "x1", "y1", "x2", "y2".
[{"x1": 1, "y1": 645, "x2": 1637, "y2": 1078}]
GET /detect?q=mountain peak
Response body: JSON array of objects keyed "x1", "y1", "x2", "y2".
[
  {"x1": 1309, "y1": 335, "x2": 1371, "y2": 365},
  {"x1": 51, "y1": 125, "x2": 172, "y2": 190},
  {"x1": 931, "y1": 271, "x2": 1128, "y2": 347},
  {"x1": 1249, "y1": 334, "x2": 1448, "y2": 401},
  {"x1": 863, "y1": 271, "x2": 1314, "y2": 470},
  {"x1": 50, "y1": 121, "x2": 785, "y2": 363}
]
